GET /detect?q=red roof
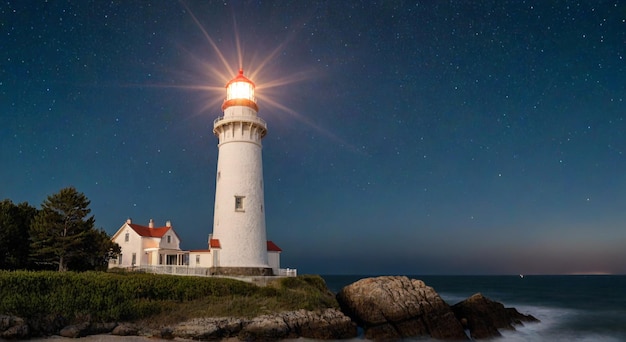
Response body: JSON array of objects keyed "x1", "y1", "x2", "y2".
[
  {"x1": 267, "y1": 240, "x2": 282, "y2": 252},
  {"x1": 225, "y1": 69, "x2": 255, "y2": 88},
  {"x1": 209, "y1": 238, "x2": 221, "y2": 249},
  {"x1": 128, "y1": 223, "x2": 170, "y2": 238}
]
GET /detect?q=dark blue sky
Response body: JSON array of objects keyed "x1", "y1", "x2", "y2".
[{"x1": 2, "y1": 1, "x2": 625, "y2": 275}]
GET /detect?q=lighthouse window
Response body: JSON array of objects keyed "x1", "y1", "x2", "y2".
[{"x1": 235, "y1": 196, "x2": 245, "y2": 211}]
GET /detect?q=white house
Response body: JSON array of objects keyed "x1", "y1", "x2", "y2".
[{"x1": 109, "y1": 218, "x2": 186, "y2": 268}]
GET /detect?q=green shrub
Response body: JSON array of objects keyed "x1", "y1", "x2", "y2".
[{"x1": 0, "y1": 271, "x2": 337, "y2": 326}]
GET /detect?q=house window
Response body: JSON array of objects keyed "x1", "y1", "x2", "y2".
[
  {"x1": 235, "y1": 196, "x2": 245, "y2": 211},
  {"x1": 196, "y1": 255, "x2": 200, "y2": 264},
  {"x1": 125, "y1": 232, "x2": 129, "y2": 242},
  {"x1": 167, "y1": 235, "x2": 171, "y2": 243},
  {"x1": 132, "y1": 253, "x2": 136, "y2": 266},
  {"x1": 119, "y1": 254, "x2": 123, "y2": 265}
]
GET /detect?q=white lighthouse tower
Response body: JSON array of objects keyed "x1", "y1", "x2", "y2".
[{"x1": 210, "y1": 69, "x2": 272, "y2": 276}]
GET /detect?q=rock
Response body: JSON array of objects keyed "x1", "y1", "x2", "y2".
[
  {"x1": 173, "y1": 317, "x2": 244, "y2": 340},
  {"x1": 0, "y1": 315, "x2": 30, "y2": 339},
  {"x1": 172, "y1": 309, "x2": 355, "y2": 341},
  {"x1": 336, "y1": 276, "x2": 467, "y2": 340},
  {"x1": 60, "y1": 322, "x2": 90, "y2": 338},
  {"x1": 239, "y1": 308, "x2": 356, "y2": 340},
  {"x1": 26, "y1": 314, "x2": 66, "y2": 336},
  {"x1": 452, "y1": 293, "x2": 539, "y2": 339},
  {"x1": 156, "y1": 327, "x2": 174, "y2": 339},
  {"x1": 240, "y1": 314, "x2": 289, "y2": 340},
  {"x1": 294, "y1": 308, "x2": 356, "y2": 339},
  {"x1": 111, "y1": 322, "x2": 139, "y2": 336}
]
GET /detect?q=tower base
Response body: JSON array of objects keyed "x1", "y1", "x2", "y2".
[{"x1": 210, "y1": 267, "x2": 274, "y2": 276}]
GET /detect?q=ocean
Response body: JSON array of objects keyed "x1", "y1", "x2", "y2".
[{"x1": 321, "y1": 274, "x2": 626, "y2": 342}]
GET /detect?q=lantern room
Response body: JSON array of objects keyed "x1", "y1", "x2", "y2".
[{"x1": 222, "y1": 69, "x2": 259, "y2": 112}]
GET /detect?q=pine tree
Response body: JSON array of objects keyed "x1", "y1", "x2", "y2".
[{"x1": 30, "y1": 187, "x2": 97, "y2": 271}]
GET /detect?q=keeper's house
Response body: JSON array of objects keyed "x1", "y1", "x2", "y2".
[{"x1": 108, "y1": 219, "x2": 286, "y2": 276}]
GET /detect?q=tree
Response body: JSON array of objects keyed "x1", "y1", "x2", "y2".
[
  {"x1": 69, "y1": 228, "x2": 121, "y2": 271},
  {"x1": 0, "y1": 200, "x2": 37, "y2": 270},
  {"x1": 29, "y1": 187, "x2": 118, "y2": 271}
]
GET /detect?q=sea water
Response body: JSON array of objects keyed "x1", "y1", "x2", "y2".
[{"x1": 322, "y1": 275, "x2": 626, "y2": 342}]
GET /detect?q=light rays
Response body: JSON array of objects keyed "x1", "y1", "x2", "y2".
[
  {"x1": 179, "y1": 1, "x2": 235, "y2": 81},
  {"x1": 174, "y1": 1, "x2": 361, "y2": 153}
]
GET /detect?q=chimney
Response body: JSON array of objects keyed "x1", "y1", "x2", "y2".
[
  {"x1": 126, "y1": 218, "x2": 132, "y2": 224},
  {"x1": 149, "y1": 218, "x2": 154, "y2": 228},
  {"x1": 208, "y1": 234, "x2": 213, "y2": 249},
  {"x1": 166, "y1": 220, "x2": 171, "y2": 227}
]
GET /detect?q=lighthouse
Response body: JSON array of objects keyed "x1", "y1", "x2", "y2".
[{"x1": 210, "y1": 69, "x2": 273, "y2": 276}]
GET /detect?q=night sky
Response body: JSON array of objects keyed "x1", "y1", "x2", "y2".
[{"x1": 2, "y1": 1, "x2": 625, "y2": 275}]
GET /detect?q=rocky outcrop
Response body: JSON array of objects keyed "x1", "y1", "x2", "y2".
[
  {"x1": 240, "y1": 308, "x2": 356, "y2": 340},
  {"x1": 0, "y1": 309, "x2": 354, "y2": 340},
  {"x1": 336, "y1": 276, "x2": 467, "y2": 340},
  {"x1": 173, "y1": 317, "x2": 244, "y2": 340},
  {"x1": 0, "y1": 315, "x2": 29, "y2": 339},
  {"x1": 111, "y1": 322, "x2": 140, "y2": 336},
  {"x1": 452, "y1": 293, "x2": 539, "y2": 339},
  {"x1": 173, "y1": 308, "x2": 356, "y2": 340}
]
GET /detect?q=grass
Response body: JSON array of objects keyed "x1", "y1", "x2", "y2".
[{"x1": 0, "y1": 270, "x2": 338, "y2": 328}]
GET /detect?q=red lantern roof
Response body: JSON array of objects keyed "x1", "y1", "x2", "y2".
[{"x1": 225, "y1": 69, "x2": 255, "y2": 88}]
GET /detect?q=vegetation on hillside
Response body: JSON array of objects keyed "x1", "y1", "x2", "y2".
[{"x1": 0, "y1": 271, "x2": 338, "y2": 327}]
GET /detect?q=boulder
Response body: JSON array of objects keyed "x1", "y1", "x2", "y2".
[
  {"x1": 111, "y1": 322, "x2": 139, "y2": 336},
  {"x1": 452, "y1": 293, "x2": 539, "y2": 339},
  {"x1": 239, "y1": 308, "x2": 356, "y2": 340},
  {"x1": 59, "y1": 322, "x2": 91, "y2": 338},
  {"x1": 26, "y1": 314, "x2": 66, "y2": 336},
  {"x1": 0, "y1": 315, "x2": 29, "y2": 339},
  {"x1": 173, "y1": 317, "x2": 244, "y2": 340},
  {"x1": 336, "y1": 276, "x2": 467, "y2": 340}
]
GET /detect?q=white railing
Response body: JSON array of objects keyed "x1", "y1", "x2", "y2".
[
  {"x1": 278, "y1": 268, "x2": 298, "y2": 277},
  {"x1": 214, "y1": 115, "x2": 267, "y2": 129},
  {"x1": 135, "y1": 265, "x2": 297, "y2": 278},
  {"x1": 138, "y1": 265, "x2": 211, "y2": 276}
]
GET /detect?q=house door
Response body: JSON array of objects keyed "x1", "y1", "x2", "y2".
[{"x1": 213, "y1": 250, "x2": 219, "y2": 267}]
